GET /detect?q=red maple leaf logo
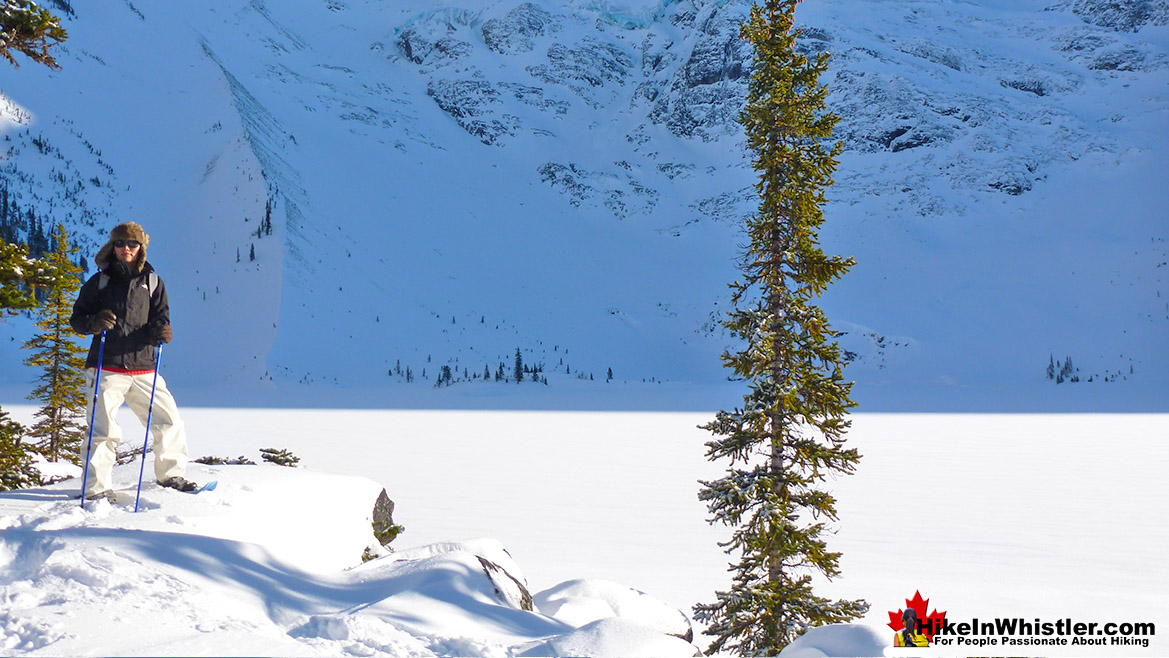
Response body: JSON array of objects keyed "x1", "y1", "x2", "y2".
[{"x1": 888, "y1": 591, "x2": 947, "y2": 641}]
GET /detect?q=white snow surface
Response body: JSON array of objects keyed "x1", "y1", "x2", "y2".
[
  {"x1": 777, "y1": 624, "x2": 887, "y2": 658},
  {"x1": 533, "y1": 578, "x2": 692, "y2": 638},
  {"x1": 0, "y1": 459, "x2": 698, "y2": 657},
  {"x1": 1, "y1": 408, "x2": 1167, "y2": 656}
]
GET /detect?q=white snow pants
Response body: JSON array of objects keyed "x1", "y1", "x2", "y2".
[{"x1": 82, "y1": 368, "x2": 189, "y2": 496}]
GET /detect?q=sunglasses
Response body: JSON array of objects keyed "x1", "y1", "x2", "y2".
[{"x1": 113, "y1": 240, "x2": 140, "y2": 249}]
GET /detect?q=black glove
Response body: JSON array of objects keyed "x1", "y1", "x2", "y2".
[
  {"x1": 90, "y1": 310, "x2": 116, "y2": 333},
  {"x1": 153, "y1": 324, "x2": 173, "y2": 344}
]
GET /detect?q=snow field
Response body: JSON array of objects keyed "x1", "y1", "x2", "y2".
[
  {"x1": 4, "y1": 406, "x2": 1165, "y2": 655},
  {"x1": 0, "y1": 461, "x2": 702, "y2": 656}
]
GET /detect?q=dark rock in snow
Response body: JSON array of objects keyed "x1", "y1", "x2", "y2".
[
  {"x1": 1091, "y1": 46, "x2": 1153, "y2": 71},
  {"x1": 477, "y1": 555, "x2": 534, "y2": 611},
  {"x1": 372, "y1": 488, "x2": 402, "y2": 547},
  {"x1": 482, "y1": 3, "x2": 557, "y2": 55},
  {"x1": 499, "y1": 82, "x2": 570, "y2": 115},
  {"x1": 426, "y1": 79, "x2": 516, "y2": 145},
  {"x1": 397, "y1": 30, "x2": 472, "y2": 67},
  {"x1": 647, "y1": 3, "x2": 750, "y2": 141},
  {"x1": 527, "y1": 38, "x2": 634, "y2": 107},
  {"x1": 1056, "y1": 0, "x2": 1169, "y2": 32}
]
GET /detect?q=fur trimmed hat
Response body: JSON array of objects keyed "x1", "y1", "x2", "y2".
[
  {"x1": 95, "y1": 222, "x2": 150, "y2": 271},
  {"x1": 110, "y1": 222, "x2": 150, "y2": 248}
]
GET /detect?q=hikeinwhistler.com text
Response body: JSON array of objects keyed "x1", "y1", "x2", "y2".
[{"x1": 921, "y1": 618, "x2": 1155, "y2": 649}]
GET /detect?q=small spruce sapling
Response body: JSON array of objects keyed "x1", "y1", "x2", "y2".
[{"x1": 260, "y1": 447, "x2": 300, "y2": 467}]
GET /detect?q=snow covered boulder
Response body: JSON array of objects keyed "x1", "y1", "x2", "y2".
[
  {"x1": 777, "y1": 624, "x2": 887, "y2": 658},
  {"x1": 533, "y1": 578, "x2": 694, "y2": 642},
  {"x1": 375, "y1": 538, "x2": 535, "y2": 611}
]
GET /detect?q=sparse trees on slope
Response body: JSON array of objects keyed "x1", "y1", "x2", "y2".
[
  {"x1": 23, "y1": 224, "x2": 87, "y2": 464},
  {"x1": 694, "y1": 1, "x2": 867, "y2": 654},
  {"x1": 1, "y1": 0, "x2": 67, "y2": 69}
]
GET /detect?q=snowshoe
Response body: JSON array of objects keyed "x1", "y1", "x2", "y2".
[
  {"x1": 158, "y1": 476, "x2": 198, "y2": 493},
  {"x1": 84, "y1": 490, "x2": 118, "y2": 502}
]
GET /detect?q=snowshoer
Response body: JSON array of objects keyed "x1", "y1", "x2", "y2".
[{"x1": 70, "y1": 222, "x2": 196, "y2": 498}]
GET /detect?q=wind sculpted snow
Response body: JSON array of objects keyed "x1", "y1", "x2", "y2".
[{"x1": 0, "y1": 462, "x2": 700, "y2": 656}]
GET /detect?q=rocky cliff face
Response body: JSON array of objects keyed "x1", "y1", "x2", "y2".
[
  {"x1": 2, "y1": 0, "x2": 1165, "y2": 405},
  {"x1": 384, "y1": 0, "x2": 1166, "y2": 225}
]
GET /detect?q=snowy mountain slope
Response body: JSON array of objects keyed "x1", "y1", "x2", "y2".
[
  {"x1": 0, "y1": 0, "x2": 1165, "y2": 409},
  {"x1": 0, "y1": 463, "x2": 700, "y2": 656}
]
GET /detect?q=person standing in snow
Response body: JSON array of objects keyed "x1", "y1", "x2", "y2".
[{"x1": 70, "y1": 222, "x2": 196, "y2": 500}]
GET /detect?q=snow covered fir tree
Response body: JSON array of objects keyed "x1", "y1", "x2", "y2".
[
  {"x1": 0, "y1": 239, "x2": 38, "y2": 314},
  {"x1": 22, "y1": 224, "x2": 87, "y2": 464},
  {"x1": 695, "y1": 0, "x2": 867, "y2": 654},
  {"x1": 0, "y1": 0, "x2": 67, "y2": 69},
  {"x1": 0, "y1": 404, "x2": 38, "y2": 491}
]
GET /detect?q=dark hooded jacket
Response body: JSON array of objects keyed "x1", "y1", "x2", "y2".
[{"x1": 70, "y1": 242, "x2": 170, "y2": 372}]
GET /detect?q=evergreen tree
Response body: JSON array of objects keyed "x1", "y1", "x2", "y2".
[
  {"x1": 0, "y1": 185, "x2": 12, "y2": 242},
  {"x1": 0, "y1": 0, "x2": 67, "y2": 69},
  {"x1": 22, "y1": 224, "x2": 87, "y2": 464},
  {"x1": 1, "y1": 238, "x2": 38, "y2": 314},
  {"x1": 514, "y1": 348, "x2": 523, "y2": 384},
  {"x1": 694, "y1": 2, "x2": 867, "y2": 655},
  {"x1": 263, "y1": 198, "x2": 273, "y2": 236},
  {"x1": 0, "y1": 404, "x2": 40, "y2": 491}
]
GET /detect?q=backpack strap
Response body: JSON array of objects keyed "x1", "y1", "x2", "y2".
[{"x1": 97, "y1": 272, "x2": 158, "y2": 296}]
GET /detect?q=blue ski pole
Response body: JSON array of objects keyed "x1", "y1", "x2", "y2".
[
  {"x1": 134, "y1": 344, "x2": 164, "y2": 513},
  {"x1": 80, "y1": 330, "x2": 107, "y2": 507}
]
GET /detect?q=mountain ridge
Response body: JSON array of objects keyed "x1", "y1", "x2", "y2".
[{"x1": 1, "y1": 0, "x2": 1165, "y2": 410}]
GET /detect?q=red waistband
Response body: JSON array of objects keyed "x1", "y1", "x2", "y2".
[{"x1": 100, "y1": 367, "x2": 156, "y2": 376}]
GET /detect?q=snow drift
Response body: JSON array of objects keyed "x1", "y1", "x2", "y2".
[{"x1": 0, "y1": 463, "x2": 700, "y2": 656}]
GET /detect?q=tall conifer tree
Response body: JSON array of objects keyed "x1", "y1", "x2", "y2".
[
  {"x1": 23, "y1": 224, "x2": 87, "y2": 463},
  {"x1": 695, "y1": 1, "x2": 867, "y2": 654}
]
